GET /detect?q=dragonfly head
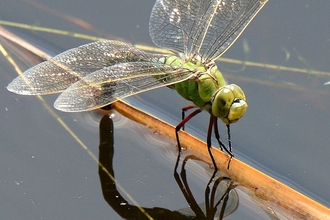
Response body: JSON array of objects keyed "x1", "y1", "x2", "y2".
[{"x1": 211, "y1": 84, "x2": 248, "y2": 124}]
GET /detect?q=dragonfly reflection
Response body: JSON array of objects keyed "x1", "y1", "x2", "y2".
[{"x1": 98, "y1": 114, "x2": 239, "y2": 219}]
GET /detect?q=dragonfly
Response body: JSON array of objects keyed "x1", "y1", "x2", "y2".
[{"x1": 7, "y1": 0, "x2": 268, "y2": 170}]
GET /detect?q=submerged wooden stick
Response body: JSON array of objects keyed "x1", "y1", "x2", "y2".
[{"x1": 113, "y1": 100, "x2": 330, "y2": 220}]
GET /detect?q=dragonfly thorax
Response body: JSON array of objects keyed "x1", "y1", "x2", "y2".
[
  {"x1": 211, "y1": 84, "x2": 248, "y2": 124},
  {"x1": 162, "y1": 55, "x2": 248, "y2": 125}
]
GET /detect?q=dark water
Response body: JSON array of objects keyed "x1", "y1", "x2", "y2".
[{"x1": 1, "y1": 0, "x2": 330, "y2": 219}]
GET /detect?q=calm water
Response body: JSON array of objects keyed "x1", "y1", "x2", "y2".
[{"x1": 1, "y1": 0, "x2": 330, "y2": 219}]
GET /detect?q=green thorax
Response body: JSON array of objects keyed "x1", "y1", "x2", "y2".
[{"x1": 161, "y1": 55, "x2": 226, "y2": 110}]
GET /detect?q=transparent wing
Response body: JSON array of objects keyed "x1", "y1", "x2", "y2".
[
  {"x1": 7, "y1": 40, "x2": 154, "y2": 95},
  {"x1": 149, "y1": 0, "x2": 267, "y2": 61},
  {"x1": 54, "y1": 62, "x2": 193, "y2": 112}
]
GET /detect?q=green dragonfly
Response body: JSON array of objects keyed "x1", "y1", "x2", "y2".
[{"x1": 7, "y1": 0, "x2": 268, "y2": 170}]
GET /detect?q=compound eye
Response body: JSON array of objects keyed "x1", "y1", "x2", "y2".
[
  {"x1": 212, "y1": 84, "x2": 248, "y2": 124},
  {"x1": 212, "y1": 87, "x2": 234, "y2": 119},
  {"x1": 229, "y1": 84, "x2": 246, "y2": 101}
]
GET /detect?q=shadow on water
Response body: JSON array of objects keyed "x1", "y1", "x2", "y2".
[{"x1": 98, "y1": 114, "x2": 238, "y2": 220}]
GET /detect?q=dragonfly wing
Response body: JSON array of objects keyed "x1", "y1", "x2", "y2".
[
  {"x1": 149, "y1": 0, "x2": 194, "y2": 54},
  {"x1": 54, "y1": 62, "x2": 193, "y2": 112},
  {"x1": 149, "y1": 0, "x2": 267, "y2": 61},
  {"x1": 7, "y1": 40, "x2": 153, "y2": 95}
]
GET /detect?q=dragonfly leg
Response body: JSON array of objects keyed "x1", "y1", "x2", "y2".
[
  {"x1": 175, "y1": 108, "x2": 202, "y2": 152},
  {"x1": 226, "y1": 124, "x2": 232, "y2": 152},
  {"x1": 212, "y1": 118, "x2": 234, "y2": 169},
  {"x1": 225, "y1": 124, "x2": 233, "y2": 169},
  {"x1": 175, "y1": 109, "x2": 202, "y2": 171},
  {"x1": 181, "y1": 105, "x2": 198, "y2": 131},
  {"x1": 214, "y1": 119, "x2": 233, "y2": 157},
  {"x1": 207, "y1": 115, "x2": 218, "y2": 172}
]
